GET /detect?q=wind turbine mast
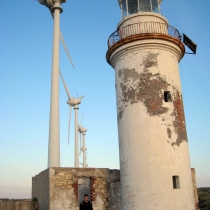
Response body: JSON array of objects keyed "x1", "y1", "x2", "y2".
[
  {"x1": 78, "y1": 116, "x2": 88, "y2": 168},
  {"x1": 82, "y1": 132, "x2": 87, "y2": 168},
  {"x1": 39, "y1": 0, "x2": 66, "y2": 167},
  {"x1": 74, "y1": 105, "x2": 79, "y2": 167}
]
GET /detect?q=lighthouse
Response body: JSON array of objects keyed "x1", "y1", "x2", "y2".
[{"x1": 106, "y1": 0, "x2": 195, "y2": 209}]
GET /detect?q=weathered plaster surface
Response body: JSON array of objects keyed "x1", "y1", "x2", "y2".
[
  {"x1": 110, "y1": 39, "x2": 194, "y2": 209},
  {"x1": 117, "y1": 52, "x2": 187, "y2": 147},
  {"x1": 32, "y1": 168, "x2": 49, "y2": 210},
  {"x1": 191, "y1": 168, "x2": 199, "y2": 210}
]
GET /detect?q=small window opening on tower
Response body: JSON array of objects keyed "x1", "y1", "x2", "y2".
[
  {"x1": 172, "y1": 176, "x2": 180, "y2": 189},
  {"x1": 164, "y1": 91, "x2": 171, "y2": 102}
]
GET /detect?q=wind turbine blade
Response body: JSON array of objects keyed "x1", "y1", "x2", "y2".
[
  {"x1": 68, "y1": 106, "x2": 72, "y2": 145},
  {"x1": 79, "y1": 95, "x2": 85, "y2": 99},
  {"x1": 49, "y1": 8, "x2": 75, "y2": 69},
  {"x1": 59, "y1": 32, "x2": 75, "y2": 69},
  {"x1": 59, "y1": 69, "x2": 71, "y2": 99},
  {"x1": 49, "y1": 8, "x2": 54, "y2": 18}
]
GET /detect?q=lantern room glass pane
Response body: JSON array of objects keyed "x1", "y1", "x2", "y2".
[
  {"x1": 120, "y1": 0, "x2": 161, "y2": 18},
  {"x1": 151, "y1": 0, "x2": 159, "y2": 13},
  {"x1": 127, "y1": 0, "x2": 139, "y2": 15},
  {"x1": 139, "y1": 0, "x2": 151, "y2": 12},
  {"x1": 122, "y1": 0, "x2": 127, "y2": 17}
]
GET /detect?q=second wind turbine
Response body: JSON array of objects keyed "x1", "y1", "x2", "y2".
[
  {"x1": 60, "y1": 71, "x2": 84, "y2": 168},
  {"x1": 78, "y1": 118, "x2": 88, "y2": 168}
]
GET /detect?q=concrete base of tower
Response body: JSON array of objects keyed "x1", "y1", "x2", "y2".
[{"x1": 32, "y1": 168, "x2": 198, "y2": 210}]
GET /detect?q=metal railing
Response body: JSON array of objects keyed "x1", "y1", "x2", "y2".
[{"x1": 108, "y1": 22, "x2": 182, "y2": 48}]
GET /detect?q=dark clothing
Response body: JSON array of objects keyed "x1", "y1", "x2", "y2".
[{"x1": 79, "y1": 201, "x2": 93, "y2": 210}]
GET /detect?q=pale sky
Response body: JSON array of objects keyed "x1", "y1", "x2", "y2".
[{"x1": 0, "y1": 0, "x2": 209, "y2": 198}]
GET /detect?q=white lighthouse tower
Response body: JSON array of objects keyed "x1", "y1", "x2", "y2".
[{"x1": 106, "y1": 0, "x2": 195, "y2": 209}]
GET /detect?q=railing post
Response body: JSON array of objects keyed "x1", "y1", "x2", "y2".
[{"x1": 119, "y1": 29, "x2": 122, "y2": 40}]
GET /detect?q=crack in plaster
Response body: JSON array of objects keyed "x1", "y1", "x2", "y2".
[{"x1": 167, "y1": 127, "x2": 172, "y2": 138}]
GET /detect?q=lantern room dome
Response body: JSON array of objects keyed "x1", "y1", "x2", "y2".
[{"x1": 118, "y1": 0, "x2": 162, "y2": 18}]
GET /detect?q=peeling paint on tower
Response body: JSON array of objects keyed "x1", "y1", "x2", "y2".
[
  {"x1": 118, "y1": 68, "x2": 169, "y2": 119},
  {"x1": 117, "y1": 51, "x2": 188, "y2": 146},
  {"x1": 142, "y1": 52, "x2": 159, "y2": 70}
]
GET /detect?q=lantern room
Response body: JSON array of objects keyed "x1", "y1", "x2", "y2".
[{"x1": 119, "y1": 0, "x2": 162, "y2": 18}]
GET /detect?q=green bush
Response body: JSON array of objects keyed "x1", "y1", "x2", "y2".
[
  {"x1": 198, "y1": 188, "x2": 210, "y2": 210},
  {"x1": 32, "y1": 197, "x2": 38, "y2": 202}
]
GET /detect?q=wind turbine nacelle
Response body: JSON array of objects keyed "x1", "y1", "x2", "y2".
[
  {"x1": 82, "y1": 128, "x2": 87, "y2": 133},
  {"x1": 67, "y1": 98, "x2": 82, "y2": 106},
  {"x1": 79, "y1": 127, "x2": 87, "y2": 133},
  {"x1": 38, "y1": 0, "x2": 67, "y2": 8}
]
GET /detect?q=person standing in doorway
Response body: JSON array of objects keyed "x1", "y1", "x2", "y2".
[{"x1": 80, "y1": 194, "x2": 93, "y2": 210}]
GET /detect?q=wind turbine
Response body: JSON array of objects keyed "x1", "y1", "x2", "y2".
[
  {"x1": 59, "y1": 70, "x2": 85, "y2": 168},
  {"x1": 78, "y1": 115, "x2": 88, "y2": 168},
  {"x1": 38, "y1": 0, "x2": 74, "y2": 167}
]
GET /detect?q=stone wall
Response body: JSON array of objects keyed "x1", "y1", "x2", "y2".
[
  {"x1": 0, "y1": 199, "x2": 38, "y2": 210},
  {"x1": 32, "y1": 168, "x2": 49, "y2": 209},
  {"x1": 191, "y1": 168, "x2": 199, "y2": 210},
  {"x1": 108, "y1": 170, "x2": 121, "y2": 210},
  {"x1": 32, "y1": 168, "x2": 121, "y2": 210}
]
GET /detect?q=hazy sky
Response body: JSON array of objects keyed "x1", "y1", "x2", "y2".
[{"x1": 0, "y1": 0, "x2": 209, "y2": 198}]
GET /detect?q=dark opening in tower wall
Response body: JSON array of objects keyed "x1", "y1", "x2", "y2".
[
  {"x1": 164, "y1": 91, "x2": 171, "y2": 102},
  {"x1": 172, "y1": 176, "x2": 180, "y2": 189}
]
